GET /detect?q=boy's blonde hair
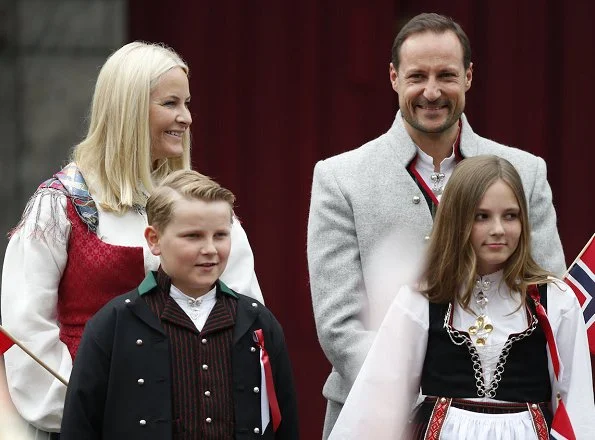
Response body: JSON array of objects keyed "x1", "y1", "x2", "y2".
[
  {"x1": 147, "y1": 170, "x2": 235, "y2": 232},
  {"x1": 422, "y1": 155, "x2": 553, "y2": 308},
  {"x1": 72, "y1": 41, "x2": 191, "y2": 213}
]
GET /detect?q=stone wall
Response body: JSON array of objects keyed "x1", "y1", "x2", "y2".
[{"x1": 0, "y1": 0, "x2": 125, "y2": 289}]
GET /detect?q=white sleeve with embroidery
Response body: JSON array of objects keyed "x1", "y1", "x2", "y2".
[
  {"x1": 328, "y1": 286, "x2": 428, "y2": 439},
  {"x1": 221, "y1": 217, "x2": 263, "y2": 304},
  {"x1": 1, "y1": 190, "x2": 72, "y2": 432}
]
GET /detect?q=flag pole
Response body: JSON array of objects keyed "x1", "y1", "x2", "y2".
[
  {"x1": 0, "y1": 326, "x2": 68, "y2": 386},
  {"x1": 563, "y1": 233, "x2": 595, "y2": 279}
]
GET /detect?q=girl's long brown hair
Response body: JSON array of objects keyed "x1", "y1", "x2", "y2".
[{"x1": 421, "y1": 155, "x2": 553, "y2": 309}]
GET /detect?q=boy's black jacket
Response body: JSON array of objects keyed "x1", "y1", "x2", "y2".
[{"x1": 61, "y1": 272, "x2": 299, "y2": 440}]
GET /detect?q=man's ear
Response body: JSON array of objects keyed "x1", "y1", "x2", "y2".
[
  {"x1": 389, "y1": 63, "x2": 399, "y2": 92},
  {"x1": 144, "y1": 226, "x2": 161, "y2": 256},
  {"x1": 465, "y1": 62, "x2": 473, "y2": 91}
]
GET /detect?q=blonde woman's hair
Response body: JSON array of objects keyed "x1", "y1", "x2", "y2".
[
  {"x1": 72, "y1": 41, "x2": 191, "y2": 213},
  {"x1": 422, "y1": 155, "x2": 553, "y2": 308},
  {"x1": 147, "y1": 170, "x2": 235, "y2": 232}
]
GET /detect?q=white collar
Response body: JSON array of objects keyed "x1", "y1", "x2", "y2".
[
  {"x1": 474, "y1": 269, "x2": 505, "y2": 291},
  {"x1": 169, "y1": 283, "x2": 217, "y2": 304},
  {"x1": 415, "y1": 145, "x2": 457, "y2": 173}
]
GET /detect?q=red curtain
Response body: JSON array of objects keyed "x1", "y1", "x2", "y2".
[{"x1": 130, "y1": 1, "x2": 594, "y2": 437}]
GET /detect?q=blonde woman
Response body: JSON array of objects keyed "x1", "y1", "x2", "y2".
[
  {"x1": 1, "y1": 42, "x2": 262, "y2": 439},
  {"x1": 329, "y1": 156, "x2": 594, "y2": 439}
]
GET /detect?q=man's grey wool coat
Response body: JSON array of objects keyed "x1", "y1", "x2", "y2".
[{"x1": 307, "y1": 111, "x2": 566, "y2": 436}]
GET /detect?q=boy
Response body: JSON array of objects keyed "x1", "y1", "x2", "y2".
[{"x1": 61, "y1": 170, "x2": 299, "y2": 439}]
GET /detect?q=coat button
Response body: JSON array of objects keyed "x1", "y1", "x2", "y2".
[
  {"x1": 253, "y1": 387, "x2": 260, "y2": 393},
  {"x1": 412, "y1": 195, "x2": 420, "y2": 204},
  {"x1": 254, "y1": 428, "x2": 260, "y2": 434},
  {"x1": 251, "y1": 302, "x2": 258, "y2": 308},
  {"x1": 125, "y1": 299, "x2": 131, "y2": 304},
  {"x1": 137, "y1": 378, "x2": 144, "y2": 386},
  {"x1": 136, "y1": 339, "x2": 143, "y2": 346},
  {"x1": 201, "y1": 338, "x2": 207, "y2": 344},
  {"x1": 204, "y1": 390, "x2": 211, "y2": 397},
  {"x1": 202, "y1": 364, "x2": 208, "y2": 371},
  {"x1": 139, "y1": 419, "x2": 147, "y2": 426},
  {"x1": 250, "y1": 347, "x2": 257, "y2": 353},
  {"x1": 206, "y1": 417, "x2": 212, "y2": 424}
]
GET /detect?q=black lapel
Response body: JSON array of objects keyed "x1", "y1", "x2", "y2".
[
  {"x1": 232, "y1": 296, "x2": 260, "y2": 345},
  {"x1": 127, "y1": 291, "x2": 167, "y2": 336}
]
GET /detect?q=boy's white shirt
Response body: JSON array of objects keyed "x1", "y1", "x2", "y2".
[
  {"x1": 1, "y1": 189, "x2": 263, "y2": 431},
  {"x1": 169, "y1": 284, "x2": 217, "y2": 331}
]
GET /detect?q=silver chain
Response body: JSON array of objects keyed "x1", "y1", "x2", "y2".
[{"x1": 443, "y1": 302, "x2": 538, "y2": 398}]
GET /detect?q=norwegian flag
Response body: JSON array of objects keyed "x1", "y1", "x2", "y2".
[
  {"x1": 564, "y1": 233, "x2": 595, "y2": 354},
  {"x1": 0, "y1": 325, "x2": 68, "y2": 385},
  {"x1": 549, "y1": 405, "x2": 576, "y2": 440},
  {"x1": 0, "y1": 328, "x2": 15, "y2": 354}
]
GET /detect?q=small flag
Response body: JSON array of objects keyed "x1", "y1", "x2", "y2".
[
  {"x1": 0, "y1": 325, "x2": 68, "y2": 386},
  {"x1": 549, "y1": 399, "x2": 576, "y2": 439},
  {"x1": 564, "y1": 233, "x2": 595, "y2": 354},
  {"x1": 0, "y1": 329, "x2": 15, "y2": 354}
]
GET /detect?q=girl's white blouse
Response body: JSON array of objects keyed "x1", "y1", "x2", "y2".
[{"x1": 328, "y1": 273, "x2": 595, "y2": 439}]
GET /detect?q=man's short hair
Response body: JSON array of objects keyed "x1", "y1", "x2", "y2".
[{"x1": 391, "y1": 12, "x2": 472, "y2": 70}]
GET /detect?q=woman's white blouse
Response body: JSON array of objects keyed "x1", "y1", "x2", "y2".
[{"x1": 1, "y1": 189, "x2": 263, "y2": 431}]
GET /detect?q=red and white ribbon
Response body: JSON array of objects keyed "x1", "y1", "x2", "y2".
[
  {"x1": 528, "y1": 285, "x2": 576, "y2": 440},
  {"x1": 254, "y1": 329, "x2": 281, "y2": 432}
]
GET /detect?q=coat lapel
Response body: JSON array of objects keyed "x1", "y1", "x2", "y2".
[
  {"x1": 388, "y1": 111, "x2": 418, "y2": 166},
  {"x1": 201, "y1": 295, "x2": 236, "y2": 336},
  {"x1": 458, "y1": 114, "x2": 479, "y2": 158},
  {"x1": 388, "y1": 111, "x2": 480, "y2": 163},
  {"x1": 127, "y1": 271, "x2": 170, "y2": 335},
  {"x1": 128, "y1": 292, "x2": 167, "y2": 336},
  {"x1": 233, "y1": 296, "x2": 260, "y2": 345}
]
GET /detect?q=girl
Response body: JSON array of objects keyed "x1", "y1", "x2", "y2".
[{"x1": 329, "y1": 155, "x2": 595, "y2": 439}]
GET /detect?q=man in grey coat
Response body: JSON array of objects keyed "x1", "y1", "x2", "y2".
[{"x1": 307, "y1": 12, "x2": 566, "y2": 439}]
